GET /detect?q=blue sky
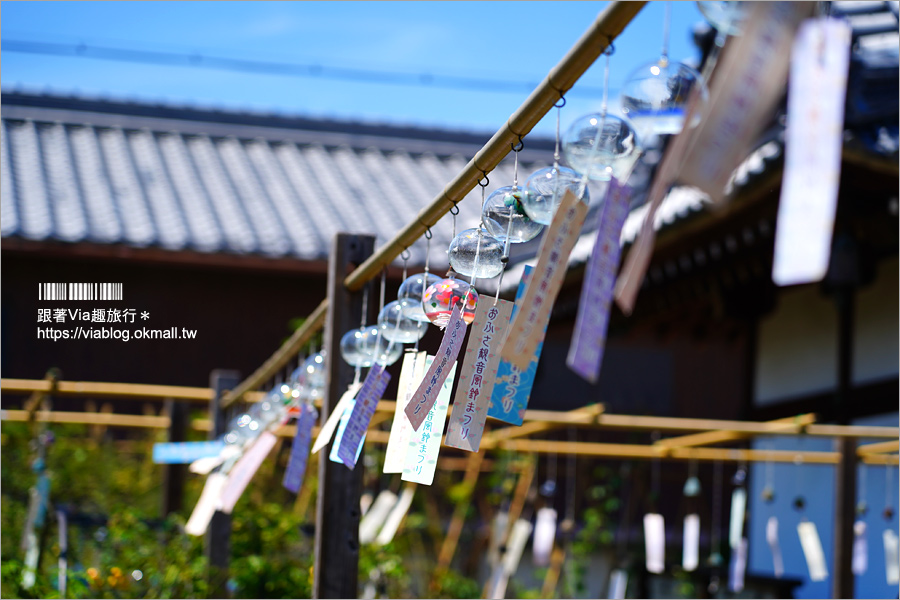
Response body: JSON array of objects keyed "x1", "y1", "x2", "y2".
[{"x1": 2, "y1": 1, "x2": 706, "y2": 137}]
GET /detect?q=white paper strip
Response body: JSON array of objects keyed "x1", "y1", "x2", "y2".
[
  {"x1": 401, "y1": 357, "x2": 456, "y2": 485},
  {"x1": 384, "y1": 351, "x2": 427, "y2": 473},
  {"x1": 852, "y1": 520, "x2": 868, "y2": 575},
  {"x1": 359, "y1": 489, "x2": 398, "y2": 545},
  {"x1": 219, "y1": 431, "x2": 278, "y2": 514},
  {"x1": 488, "y1": 518, "x2": 534, "y2": 600},
  {"x1": 503, "y1": 518, "x2": 534, "y2": 575},
  {"x1": 488, "y1": 511, "x2": 509, "y2": 569},
  {"x1": 798, "y1": 520, "x2": 829, "y2": 582},
  {"x1": 185, "y1": 472, "x2": 228, "y2": 536},
  {"x1": 644, "y1": 513, "x2": 665, "y2": 574},
  {"x1": 190, "y1": 443, "x2": 242, "y2": 475},
  {"x1": 608, "y1": 569, "x2": 628, "y2": 600},
  {"x1": 772, "y1": 18, "x2": 853, "y2": 286},
  {"x1": 683, "y1": 514, "x2": 700, "y2": 572},
  {"x1": 729, "y1": 488, "x2": 746, "y2": 549},
  {"x1": 767, "y1": 516, "x2": 785, "y2": 578},
  {"x1": 312, "y1": 383, "x2": 362, "y2": 454},
  {"x1": 375, "y1": 485, "x2": 416, "y2": 546},
  {"x1": 884, "y1": 529, "x2": 899, "y2": 585},
  {"x1": 532, "y1": 507, "x2": 557, "y2": 567},
  {"x1": 729, "y1": 537, "x2": 748, "y2": 593}
]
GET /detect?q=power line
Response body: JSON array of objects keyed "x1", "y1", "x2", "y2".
[{"x1": 2, "y1": 39, "x2": 610, "y2": 97}]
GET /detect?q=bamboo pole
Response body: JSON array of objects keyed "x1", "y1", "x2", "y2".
[
  {"x1": 341, "y1": 1, "x2": 647, "y2": 292},
  {"x1": 654, "y1": 414, "x2": 816, "y2": 450},
  {"x1": 857, "y1": 439, "x2": 900, "y2": 455},
  {"x1": 434, "y1": 450, "x2": 486, "y2": 575},
  {"x1": 2, "y1": 378, "x2": 212, "y2": 402},
  {"x1": 221, "y1": 299, "x2": 327, "y2": 408},
  {"x1": 483, "y1": 404, "x2": 604, "y2": 446},
  {"x1": 210, "y1": 2, "x2": 648, "y2": 410}
]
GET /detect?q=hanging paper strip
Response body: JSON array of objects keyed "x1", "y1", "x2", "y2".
[
  {"x1": 683, "y1": 514, "x2": 700, "y2": 572},
  {"x1": 282, "y1": 404, "x2": 318, "y2": 493},
  {"x1": 644, "y1": 513, "x2": 666, "y2": 574},
  {"x1": 567, "y1": 177, "x2": 632, "y2": 383},
  {"x1": 487, "y1": 267, "x2": 539, "y2": 426},
  {"x1": 797, "y1": 519, "x2": 829, "y2": 582},
  {"x1": 154, "y1": 440, "x2": 225, "y2": 464},
  {"x1": 532, "y1": 507, "x2": 558, "y2": 567},
  {"x1": 607, "y1": 569, "x2": 628, "y2": 600},
  {"x1": 190, "y1": 443, "x2": 241, "y2": 475},
  {"x1": 772, "y1": 17, "x2": 852, "y2": 286},
  {"x1": 614, "y1": 2, "x2": 815, "y2": 316},
  {"x1": 401, "y1": 357, "x2": 456, "y2": 485},
  {"x1": 852, "y1": 520, "x2": 868, "y2": 576},
  {"x1": 729, "y1": 488, "x2": 747, "y2": 549},
  {"x1": 445, "y1": 299, "x2": 514, "y2": 451},
  {"x1": 358, "y1": 489, "x2": 398, "y2": 545},
  {"x1": 219, "y1": 431, "x2": 278, "y2": 514},
  {"x1": 884, "y1": 529, "x2": 900, "y2": 585},
  {"x1": 405, "y1": 306, "x2": 466, "y2": 431},
  {"x1": 185, "y1": 472, "x2": 228, "y2": 536},
  {"x1": 728, "y1": 537, "x2": 748, "y2": 593},
  {"x1": 375, "y1": 484, "x2": 416, "y2": 546},
  {"x1": 336, "y1": 364, "x2": 391, "y2": 469},
  {"x1": 677, "y1": 2, "x2": 816, "y2": 202},
  {"x1": 767, "y1": 516, "x2": 785, "y2": 578},
  {"x1": 488, "y1": 518, "x2": 535, "y2": 599},
  {"x1": 500, "y1": 190, "x2": 588, "y2": 372},
  {"x1": 488, "y1": 510, "x2": 510, "y2": 569},
  {"x1": 312, "y1": 382, "x2": 362, "y2": 454},
  {"x1": 384, "y1": 350, "x2": 427, "y2": 473}
]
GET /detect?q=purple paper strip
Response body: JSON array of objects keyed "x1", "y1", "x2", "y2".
[
  {"x1": 404, "y1": 306, "x2": 467, "y2": 430},
  {"x1": 567, "y1": 178, "x2": 632, "y2": 383},
  {"x1": 282, "y1": 404, "x2": 318, "y2": 493},
  {"x1": 336, "y1": 364, "x2": 390, "y2": 468}
]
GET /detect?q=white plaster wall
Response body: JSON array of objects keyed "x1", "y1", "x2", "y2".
[{"x1": 755, "y1": 257, "x2": 899, "y2": 406}]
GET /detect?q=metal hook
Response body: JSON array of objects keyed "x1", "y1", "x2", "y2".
[
  {"x1": 449, "y1": 204, "x2": 459, "y2": 216},
  {"x1": 400, "y1": 248, "x2": 411, "y2": 261},
  {"x1": 478, "y1": 174, "x2": 490, "y2": 188},
  {"x1": 511, "y1": 137, "x2": 525, "y2": 152},
  {"x1": 554, "y1": 95, "x2": 567, "y2": 109},
  {"x1": 424, "y1": 227, "x2": 433, "y2": 240},
  {"x1": 603, "y1": 41, "x2": 616, "y2": 56}
]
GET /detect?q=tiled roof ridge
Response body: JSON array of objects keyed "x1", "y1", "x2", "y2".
[{"x1": 1, "y1": 88, "x2": 557, "y2": 152}]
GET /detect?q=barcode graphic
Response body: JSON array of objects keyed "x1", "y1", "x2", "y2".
[{"x1": 38, "y1": 283, "x2": 123, "y2": 301}]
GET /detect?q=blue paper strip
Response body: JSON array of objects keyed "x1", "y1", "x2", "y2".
[
  {"x1": 282, "y1": 404, "x2": 318, "y2": 493},
  {"x1": 487, "y1": 266, "x2": 541, "y2": 426},
  {"x1": 152, "y1": 441, "x2": 225, "y2": 464}
]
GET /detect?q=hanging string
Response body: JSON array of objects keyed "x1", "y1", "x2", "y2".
[
  {"x1": 513, "y1": 146, "x2": 520, "y2": 189},
  {"x1": 424, "y1": 228, "x2": 432, "y2": 277},
  {"x1": 650, "y1": 431, "x2": 662, "y2": 510},
  {"x1": 661, "y1": 0, "x2": 671, "y2": 66},
  {"x1": 354, "y1": 285, "x2": 370, "y2": 385},
  {"x1": 764, "y1": 440, "x2": 775, "y2": 493},
  {"x1": 450, "y1": 205, "x2": 458, "y2": 243},
  {"x1": 576, "y1": 48, "x2": 613, "y2": 200},
  {"x1": 565, "y1": 427, "x2": 577, "y2": 522},
  {"x1": 553, "y1": 100, "x2": 563, "y2": 171}
]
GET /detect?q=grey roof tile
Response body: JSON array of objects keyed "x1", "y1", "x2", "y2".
[
  {"x1": 66, "y1": 125, "x2": 124, "y2": 243},
  {"x1": 0, "y1": 120, "x2": 19, "y2": 237},
  {"x1": 7, "y1": 120, "x2": 53, "y2": 240},
  {"x1": 1, "y1": 92, "x2": 555, "y2": 263},
  {"x1": 37, "y1": 122, "x2": 88, "y2": 242},
  {"x1": 127, "y1": 128, "x2": 191, "y2": 250},
  {"x1": 185, "y1": 135, "x2": 257, "y2": 254},
  {"x1": 157, "y1": 132, "x2": 224, "y2": 253},
  {"x1": 97, "y1": 127, "x2": 157, "y2": 246}
]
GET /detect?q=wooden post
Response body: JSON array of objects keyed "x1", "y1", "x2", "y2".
[
  {"x1": 207, "y1": 369, "x2": 240, "y2": 599},
  {"x1": 833, "y1": 436, "x2": 857, "y2": 600},
  {"x1": 161, "y1": 398, "x2": 188, "y2": 517},
  {"x1": 314, "y1": 233, "x2": 375, "y2": 599}
]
